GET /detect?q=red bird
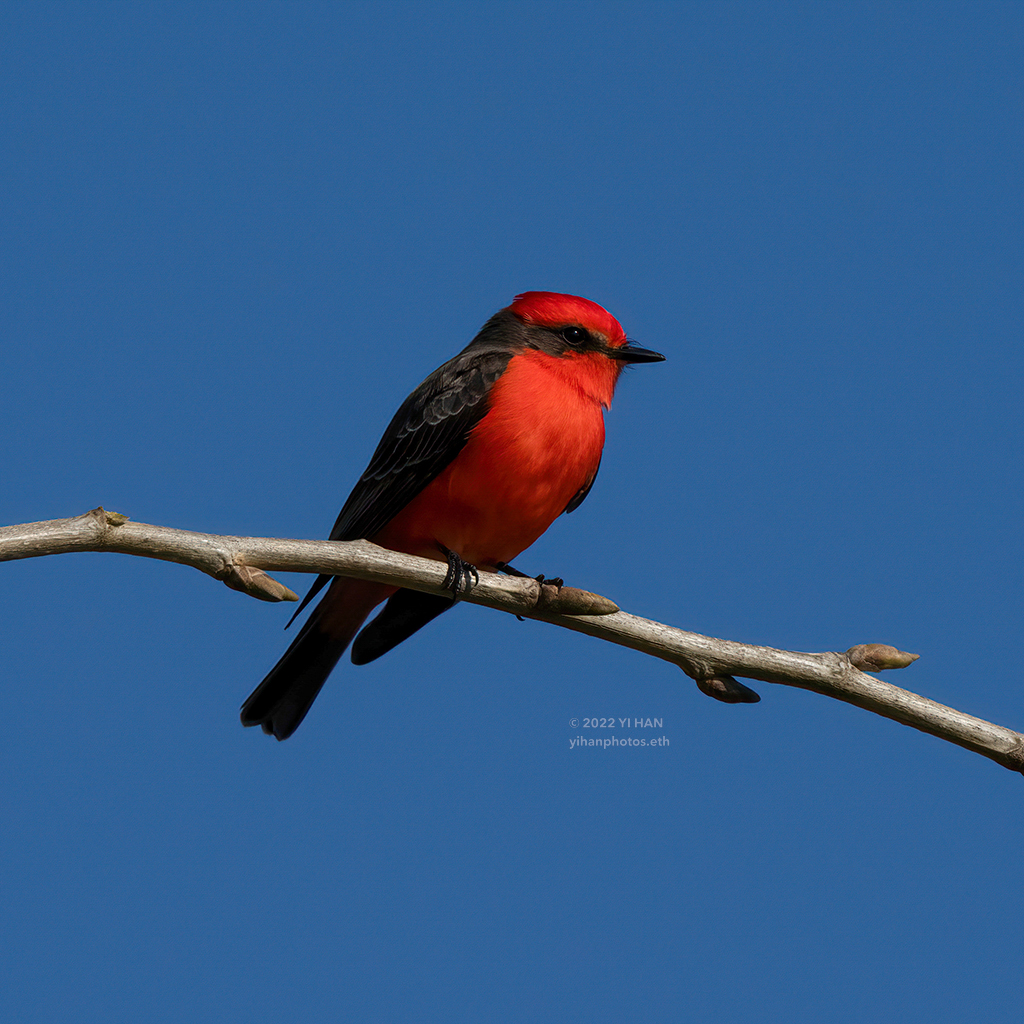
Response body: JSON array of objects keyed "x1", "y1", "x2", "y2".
[{"x1": 241, "y1": 292, "x2": 664, "y2": 739}]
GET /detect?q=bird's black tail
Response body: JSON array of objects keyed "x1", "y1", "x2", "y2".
[{"x1": 241, "y1": 577, "x2": 390, "y2": 740}]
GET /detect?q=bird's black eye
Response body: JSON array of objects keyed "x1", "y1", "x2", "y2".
[{"x1": 561, "y1": 326, "x2": 589, "y2": 346}]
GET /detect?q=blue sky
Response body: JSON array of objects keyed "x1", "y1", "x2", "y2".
[{"x1": 3, "y1": 1, "x2": 1022, "y2": 1020}]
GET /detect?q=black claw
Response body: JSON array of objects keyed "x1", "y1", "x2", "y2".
[
  {"x1": 535, "y1": 575, "x2": 564, "y2": 589},
  {"x1": 440, "y1": 545, "x2": 479, "y2": 601}
]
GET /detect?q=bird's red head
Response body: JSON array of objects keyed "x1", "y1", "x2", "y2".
[{"x1": 508, "y1": 292, "x2": 628, "y2": 347}]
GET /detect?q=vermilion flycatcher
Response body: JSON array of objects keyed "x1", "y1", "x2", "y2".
[{"x1": 241, "y1": 292, "x2": 664, "y2": 738}]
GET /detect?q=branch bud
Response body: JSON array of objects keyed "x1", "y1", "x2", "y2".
[
  {"x1": 222, "y1": 565, "x2": 298, "y2": 603},
  {"x1": 535, "y1": 584, "x2": 619, "y2": 615},
  {"x1": 846, "y1": 644, "x2": 920, "y2": 672},
  {"x1": 693, "y1": 674, "x2": 761, "y2": 704}
]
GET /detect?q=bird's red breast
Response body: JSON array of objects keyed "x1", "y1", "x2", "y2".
[{"x1": 373, "y1": 345, "x2": 615, "y2": 568}]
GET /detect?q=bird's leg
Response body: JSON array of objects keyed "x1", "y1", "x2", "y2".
[
  {"x1": 495, "y1": 560, "x2": 527, "y2": 577},
  {"x1": 440, "y1": 545, "x2": 479, "y2": 601},
  {"x1": 496, "y1": 561, "x2": 564, "y2": 590}
]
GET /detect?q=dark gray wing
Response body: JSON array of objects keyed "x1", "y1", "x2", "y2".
[{"x1": 330, "y1": 346, "x2": 512, "y2": 540}]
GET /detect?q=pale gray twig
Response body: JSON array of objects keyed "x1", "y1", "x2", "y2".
[{"x1": 2, "y1": 508, "x2": 1021, "y2": 775}]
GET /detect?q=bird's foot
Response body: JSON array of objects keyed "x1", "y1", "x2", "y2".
[
  {"x1": 497, "y1": 561, "x2": 564, "y2": 620},
  {"x1": 496, "y1": 561, "x2": 563, "y2": 590},
  {"x1": 440, "y1": 545, "x2": 479, "y2": 601}
]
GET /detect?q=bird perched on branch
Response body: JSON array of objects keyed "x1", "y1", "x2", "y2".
[{"x1": 241, "y1": 291, "x2": 664, "y2": 739}]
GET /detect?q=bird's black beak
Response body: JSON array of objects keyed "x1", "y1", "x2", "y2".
[{"x1": 610, "y1": 343, "x2": 665, "y2": 364}]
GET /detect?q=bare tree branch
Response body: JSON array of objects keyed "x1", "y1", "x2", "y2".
[{"x1": 3, "y1": 507, "x2": 1022, "y2": 775}]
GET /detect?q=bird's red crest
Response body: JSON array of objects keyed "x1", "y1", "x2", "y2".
[{"x1": 508, "y1": 292, "x2": 627, "y2": 345}]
